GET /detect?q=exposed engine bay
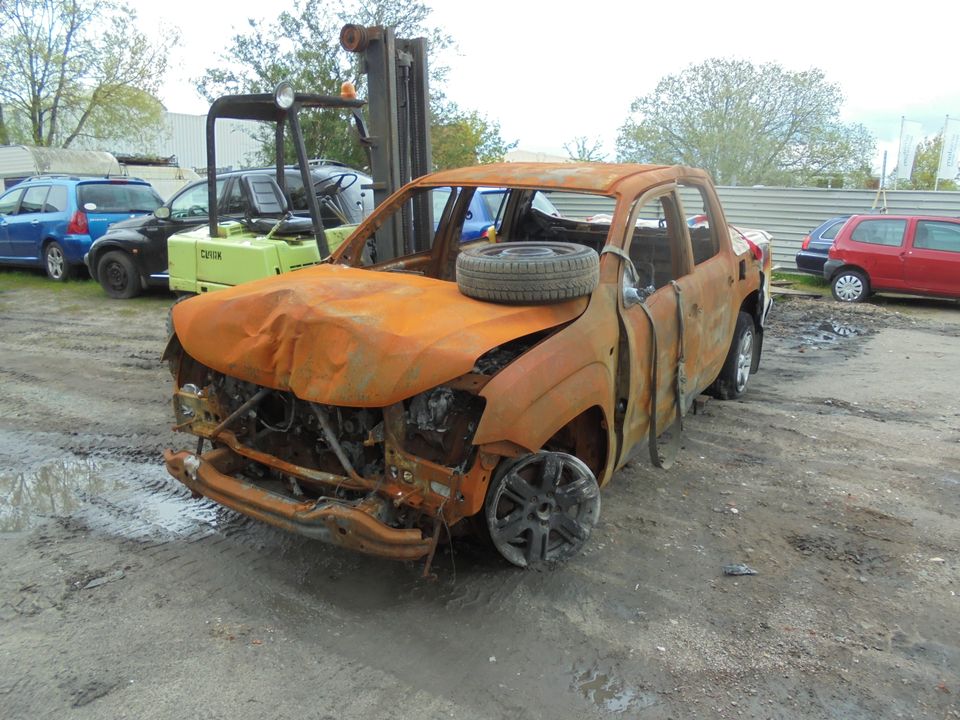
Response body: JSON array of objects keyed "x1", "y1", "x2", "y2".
[
  {"x1": 180, "y1": 370, "x2": 484, "y2": 499},
  {"x1": 164, "y1": 324, "x2": 560, "y2": 563}
]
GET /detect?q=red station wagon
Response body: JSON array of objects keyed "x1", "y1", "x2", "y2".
[{"x1": 824, "y1": 215, "x2": 960, "y2": 302}]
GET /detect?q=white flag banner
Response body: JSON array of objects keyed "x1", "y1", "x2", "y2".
[
  {"x1": 898, "y1": 120, "x2": 923, "y2": 181},
  {"x1": 937, "y1": 118, "x2": 960, "y2": 181}
]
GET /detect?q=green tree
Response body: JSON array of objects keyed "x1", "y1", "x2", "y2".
[
  {"x1": 563, "y1": 136, "x2": 606, "y2": 162},
  {"x1": 0, "y1": 0, "x2": 175, "y2": 148},
  {"x1": 196, "y1": 0, "x2": 512, "y2": 171},
  {"x1": 432, "y1": 106, "x2": 516, "y2": 169},
  {"x1": 901, "y1": 134, "x2": 958, "y2": 190},
  {"x1": 616, "y1": 59, "x2": 875, "y2": 187}
]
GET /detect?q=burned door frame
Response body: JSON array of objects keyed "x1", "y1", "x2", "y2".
[
  {"x1": 673, "y1": 177, "x2": 736, "y2": 391},
  {"x1": 613, "y1": 183, "x2": 705, "y2": 468}
]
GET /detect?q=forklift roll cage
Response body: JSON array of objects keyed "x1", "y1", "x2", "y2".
[
  {"x1": 201, "y1": 24, "x2": 432, "y2": 263},
  {"x1": 204, "y1": 91, "x2": 366, "y2": 256}
]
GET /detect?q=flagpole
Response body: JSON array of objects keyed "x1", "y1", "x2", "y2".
[
  {"x1": 895, "y1": 116, "x2": 904, "y2": 190},
  {"x1": 935, "y1": 114, "x2": 948, "y2": 192}
]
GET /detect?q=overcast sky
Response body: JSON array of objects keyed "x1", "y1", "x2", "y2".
[{"x1": 134, "y1": 0, "x2": 960, "y2": 170}]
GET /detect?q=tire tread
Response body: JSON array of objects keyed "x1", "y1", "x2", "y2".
[{"x1": 455, "y1": 243, "x2": 599, "y2": 304}]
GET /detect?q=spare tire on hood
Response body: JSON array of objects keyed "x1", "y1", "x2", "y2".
[{"x1": 455, "y1": 241, "x2": 599, "y2": 304}]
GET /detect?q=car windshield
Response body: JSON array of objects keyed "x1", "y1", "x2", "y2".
[
  {"x1": 338, "y1": 184, "x2": 613, "y2": 275},
  {"x1": 78, "y1": 183, "x2": 163, "y2": 213}
]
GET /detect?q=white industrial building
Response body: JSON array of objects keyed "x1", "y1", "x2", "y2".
[{"x1": 70, "y1": 111, "x2": 265, "y2": 172}]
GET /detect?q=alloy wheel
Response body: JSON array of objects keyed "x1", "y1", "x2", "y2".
[
  {"x1": 735, "y1": 328, "x2": 754, "y2": 393},
  {"x1": 485, "y1": 451, "x2": 600, "y2": 568},
  {"x1": 46, "y1": 246, "x2": 65, "y2": 279}
]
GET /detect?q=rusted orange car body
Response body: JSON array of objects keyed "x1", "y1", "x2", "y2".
[{"x1": 164, "y1": 163, "x2": 769, "y2": 568}]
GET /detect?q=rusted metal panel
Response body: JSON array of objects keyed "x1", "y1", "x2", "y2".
[
  {"x1": 473, "y1": 287, "x2": 620, "y2": 482},
  {"x1": 172, "y1": 264, "x2": 587, "y2": 408},
  {"x1": 421, "y1": 162, "x2": 702, "y2": 196}
]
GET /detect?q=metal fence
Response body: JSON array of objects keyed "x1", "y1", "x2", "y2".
[{"x1": 549, "y1": 186, "x2": 960, "y2": 270}]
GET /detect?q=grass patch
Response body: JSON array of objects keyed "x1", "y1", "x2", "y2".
[
  {"x1": 0, "y1": 269, "x2": 172, "y2": 309},
  {"x1": 0, "y1": 269, "x2": 105, "y2": 297},
  {"x1": 773, "y1": 271, "x2": 827, "y2": 288}
]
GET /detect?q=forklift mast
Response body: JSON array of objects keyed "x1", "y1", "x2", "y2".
[{"x1": 340, "y1": 24, "x2": 432, "y2": 260}]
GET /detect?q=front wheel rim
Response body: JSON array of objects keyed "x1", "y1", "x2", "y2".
[
  {"x1": 47, "y1": 246, "x2": 64, "y2": 279},
  {"x1": 105, "y1": 261, "x2": 127, "y2": 292},
  {"x1": 835, "y1": 274, "x2": 863, "y2": 301},
  {"x1": 486, "y1": 452, "x2": 600, "y2": 567}
]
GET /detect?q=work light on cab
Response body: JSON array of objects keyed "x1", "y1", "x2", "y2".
[{"x1": 274, "y1": 82, "x2": 295, "y2": 109}]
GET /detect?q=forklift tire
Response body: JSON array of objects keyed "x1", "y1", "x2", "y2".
[
  {"x1": 166, "y1": 293, "x2": 196, "y2": 338},
  {"x1": 455, "y1": 242, "x2": 598, "y2": 304},
  {"x1": 97, "y1": 251, "x2": 142, "y2": 299}
]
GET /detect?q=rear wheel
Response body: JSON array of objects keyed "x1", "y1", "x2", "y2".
[
  {"x1": 97, "y1": 251, "x2": 141, "y2": 299},
  {"x1": 44, "y1": 241, "x2": 73, "y2": 281},
  {"x1": 484, "y1": 451, "x2": 600, "y2": 568},
  {"x1": 831, "y1": 268, "x2": 869, "y2": 303},
  {"x1": 711, "y1": 311, "x2": 755, "y2": 400}
]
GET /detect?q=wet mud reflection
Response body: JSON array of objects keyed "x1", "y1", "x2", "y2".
[{"x1": 0, "y1": 458, "x2": 115, "y2": 532}]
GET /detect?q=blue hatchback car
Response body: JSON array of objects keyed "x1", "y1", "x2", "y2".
[{"x1": 0, "y1": 176, "x2": 163, "y2": 280}]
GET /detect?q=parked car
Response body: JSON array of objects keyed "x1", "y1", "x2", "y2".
[
  {"x1": 431, "y1": 186, "x2": 560, "y2": 240},
  {"x1": 163, "y1": 162, "x2": 769, "y2": 570},
  {"x1": 85, "y1": 164, "x2": 371, "y2": 298},
  {"x1": 794, "y1": 215, "x2": 850, "y2": 275},
  {"x1": 824, "y1": 215, "x2": 960, "y2": 302},
  {"x1": 0, "y1": 176, "x2": 163, "y2": 280}
]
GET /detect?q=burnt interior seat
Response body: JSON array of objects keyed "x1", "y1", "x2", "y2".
[
  {"x1": 515, "y1": 208, "x2": 607, "y2": 253},
  {"x1": 690, "y1": 227, "x2": 715, "y2": 264},
  {"x1": 629, "y1": 228, "x2": 674, "y2": 290}
]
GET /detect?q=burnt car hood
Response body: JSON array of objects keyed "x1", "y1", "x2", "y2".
[{"x1": 172, "y1": 264, "x2": 587, "y2": 407}]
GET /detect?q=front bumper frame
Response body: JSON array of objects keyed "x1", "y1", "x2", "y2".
[{"x1": 164, "y1": 446, "x2": 434, "y2": 560}]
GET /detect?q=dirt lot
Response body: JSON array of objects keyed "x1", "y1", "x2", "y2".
[{"x1": 1, "y1": 273, "x2": 958, "y2": 720}]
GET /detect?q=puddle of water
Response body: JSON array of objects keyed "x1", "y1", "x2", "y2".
[
  {"x1": 571, "y1": 660, "x2": 659, "y2": 714},
  {"x1": 797, "y1": 319, "x2": 870, "y2": 348},
  {"x1": 576, "y1": 670, "x2": 636, "y2": 712},
  {"x1": 0, "y1": 454, "x2": 227, "y2": 541},
  {"x1": 825, "y1": 321, "x2": 863, "y2": 337},
  {"x1": 0, "y1": 458, "x2": 116, "y2": 532}
]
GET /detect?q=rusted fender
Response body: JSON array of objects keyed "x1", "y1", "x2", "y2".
[
  {"x1": 164, "y1": 447, "x2": 433, "y2": 560},
  {"x1": 474, "y1": 287, "x2": 619, "y2": 480}
]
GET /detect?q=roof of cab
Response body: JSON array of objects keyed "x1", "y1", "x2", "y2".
[{"x1": 416, "y1": 162, "x2": 711, "y2": 195}]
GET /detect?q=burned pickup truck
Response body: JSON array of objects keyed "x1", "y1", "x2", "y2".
[{"x1": 163, "y1": 163, "x2": 770, "y2": 569}]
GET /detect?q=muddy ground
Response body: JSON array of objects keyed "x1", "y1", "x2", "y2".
[{"x1": 0, "y1": 275, "x2": 958, "y2": 720}]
